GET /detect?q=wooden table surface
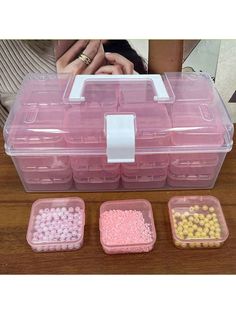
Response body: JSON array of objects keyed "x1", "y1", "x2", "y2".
[{"x1": 1, "y1": 132, "x2": 236, "y2": 274}]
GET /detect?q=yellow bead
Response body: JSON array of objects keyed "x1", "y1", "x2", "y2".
[
  {"x1": 184, "y1": 211, "x2": 190, "y2": 217},
  {"x1": 210, "y1": 225, "x2": 215, "y2": 231},
  {"x1": 202, "y1": 242, "x2": 209, "y2": 248},
  {"x1": 201, "y1": 232, "x2": 207, "y2": 238},
  {"x1": 194, "y1": 218, "x2": 199, "y2": 224},
  {"x1": 183, "y1": 229, "x2": 188, "y2": 236},
  {"x1": 214, "y1": 242, "x2": 221, "y2": 248},
  {"x1": 209, "y1": 220, "x2": 214, "y2": 226},
  {"x1": 197, "y1": 227, "x2": 203, "y2": 232},
  {"x1": 208, "y1": 242, "x2": 215, "y2": 247},
  {"x1": 206, "y1": 214, "x2": 212, "y2": 220},
  {"x1": 199, "y1": 220, "x2": 205, "y2": 226},
  {"x1": 195, "y1": 231, "x2": 201, "y2": 238},
  {"x1": 193, "y1": 224, "x2": 198, "y2": 230},
  {"x1": 212, "y1": 213, "x2": 217, "y2": 218},
  {"x1": 189, "y1": 242, "x2": 196, "y2": 248},
  {"x1": 199, "y1": 214, "x2": 204, "y2": 220},
  {"x1": 188, "y1": 221, "x2": 193, "y2": 227},
  {"x1": 215, "y1": 227, "x2": 221, "y2": 233},
  {"x1": 213, "y1": 217, "x2": 218, "y2": 223},
  {"x1": 205, "y1": 223, "x2": 210, "y2": 228},
  {"x1": 188, "y1": 232, "x2": 194, "y2": 238},
  {"x1": 180, "y1": 243, "x2": 187, "y2": 248},
  {"x1": 189, "y1": 206, "x2": 195, "y2": 212},
  {"x1": 195, "y1": 242, "x2": 201, "y2": 248},
  {"x1": 204, "y1": 227, "x2": 209, "y2": 234},
  {"x1": 214, "y1": 223, "x2": 220, "y2": 228},
  {"x1": 204, "y1": 218, "x2": 209, "y2": 223},
  {"x1": 209, "y1": 206, "x2": 215, "y2": 213},
  {"x1": 177, "y1": 232, "x2": 184, "y2": 239},
  {"x1": 194, "y1": 205, "x2": 200, "y2": 210},
  {"x1": 188, "y1": 216, "x2": 194, "y2": 221},
  {"x1": 202, "y1": 205, "x2": 208, "y2": 211},
  {"x1": 175, "y1": 241, "x2": 181, "y2": 247},
  {"x1": 182, "y1": 219, "x2": 188, "y2": 224},
  {"x1": 215, "y1": 233, "x2": 221, "y2": 239},
  {"x1": 194, "y1": 213, "x2": 199, "y2": 218},
  {"x1": 177, "y1": 227, "x2": 183, "y2": 233},
  {"x1": 174, "y1": 212, "x2": 181, "y2": 218}
]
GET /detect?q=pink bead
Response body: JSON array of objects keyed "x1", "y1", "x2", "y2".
[
  {"x1": 44, "y1": 208, "x2": 49, "y2": 213},
  {"x1": 68, "y1": 207, "x2": 74, "y2": 213},
  {"x1": 42, "y1": 213, "x2": 47, "y2": 219},
  {"x1": 63, "y1": 228, "x2": 68, "y2": 235},
  {"x1": 39, "y1": 209, "x2": 44, "y2": 214},
  {"x1": 50, "y1": 208, "x2": 55, "y2": 212},
  {"x1": 75, "y1": 206, "x2": 81, "y2": 213},
  {"x1": 61, "y1": 207, "x2": 67, "y2": 213},
  {"x1": 100, "y1": 209, "x2": 153, "y2": 246},
  {"x1": 36, "y1": 215, "x2": 41, "y2": 221}
]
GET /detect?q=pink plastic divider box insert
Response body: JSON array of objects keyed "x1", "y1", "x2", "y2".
[
  {"x1": 99, "y1": 199, "x2": 156, "y2": 254},
  {"x1": 3, "y1": 72, "x2": 234, "y2": 192},
  {"x1": 26, "y1": 197, "x2": 85, "y2": 252},
  {"x1": 168, "y1": 195, "x2": 229, "y2": 249}
]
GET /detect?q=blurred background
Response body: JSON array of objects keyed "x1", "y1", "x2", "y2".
[{"x1": 130, "y1": 39, "x2": 236, "y2": 122}]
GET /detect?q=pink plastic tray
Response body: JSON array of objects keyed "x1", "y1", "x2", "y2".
[
  {"x1": 23, "y1": 174, "x2": 73, "y2": 191},
  {"x1": 99, "y1": 199, "x2": 156, "y2": 254},
  {"x1": 171, "y1": 102, "x2": 225, "y2": 146},
  {"x1": 122, "y1": 174, "x2": 166, "y2": 189},
  {"x1": 74, "y1": 174, "x2": 120, "y2": 191},
  {"x1": 167, "y1": 172, "x2": 215, "y2": 188},
  {"x1": 26, "y1": 197, "x2": 85, "y2": 252},
  {"x1": 169, "y1": 153, "x2": 219, "y2": 175},
  {"x1": 9, "y1": 107, "x2": 66, "y2": 148},
  {"x1": 168, "y1": 195, "x2": 229, "y2": 249}
]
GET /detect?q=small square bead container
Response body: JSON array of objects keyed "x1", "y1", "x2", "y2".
[
  {"x1": 168, "y1": 196, "x2": 229, "y2": 249},
  {"x1": 26, "y1": 197, "x2": 85, "y2": 252},
  {"x1": 99, "y1": 199, "x2": 156, "y2": 254}
]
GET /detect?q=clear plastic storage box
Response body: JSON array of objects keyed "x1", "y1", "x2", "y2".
[
  {"x1": 26, "y1": 197, "x2": 85, "y2": 252},
  {"x1": 99, "y1": 199, "x2": 156, "y2": 254},
  {"x1": 168, "y1": 195, "x2": 229, "y2": 249},
  {"x1": 3, "y1": 72, "x2": 234, "y2": 192}
]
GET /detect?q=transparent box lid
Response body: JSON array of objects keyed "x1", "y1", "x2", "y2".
[{"x1": 4, "y1": 73, "x2": 234, "y2": 159}]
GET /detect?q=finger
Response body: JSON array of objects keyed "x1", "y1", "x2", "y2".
[
  {"x1": 105, "y1": 52, "x2": 134, "y2": 74},
  {"x1": 56, "y1": 40, "x2": 89, "y2": 68},
  {"x1": 95, "y1": 64, "x2": 123, "y2": 75},
  {"x1": 82, "y1": 43, "x2": 106, "y2": 74},
  {"x1": 63, "y1": 40, "x2": 102, "y2": 74}
]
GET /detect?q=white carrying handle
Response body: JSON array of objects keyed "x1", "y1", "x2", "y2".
[
  {"x1": 69, "y1": 74, "x2": 170, "y2": 102},
  {"x1": 105, "y1": 114, "x2": 136, "y2": 163}
]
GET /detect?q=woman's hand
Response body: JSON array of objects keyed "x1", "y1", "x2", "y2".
[
  {"x1": 56, "y1": 40, "x2": 106, "y2": 74},
  {"x1": 95, "y1": 52, "x2": 134, "y2": 74}
]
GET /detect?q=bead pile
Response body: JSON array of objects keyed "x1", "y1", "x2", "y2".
[
  {"x1": 172, "y1": 204, "x2": 222, "y2": 248},
  {"x1": 100, "y1": 209, "x2": 153, "y2": 249},
  {"x1": 30, "y1": 205, "x2": 84, "y2": 252}
]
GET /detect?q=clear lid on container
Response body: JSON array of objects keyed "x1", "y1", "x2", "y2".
[{"x1": 4, "y1": 72, "x2": 234, "y2": 160}]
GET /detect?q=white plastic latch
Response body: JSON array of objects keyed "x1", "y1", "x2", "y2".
[
  {"x1": 105, "y1": 114, "x2": 135, "y2": 163},
  {"x1": 68, "y1": 74, "x2": 170, "y2": 102}
]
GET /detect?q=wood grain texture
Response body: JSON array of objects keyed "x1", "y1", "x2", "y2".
[{"x1": 0, "y1": 132, "x2": 236, "y2": 274}]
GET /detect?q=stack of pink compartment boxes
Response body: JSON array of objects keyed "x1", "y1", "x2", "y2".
[{"x1": 3, "y1": 72, "x2": 234, "y2": 192}]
